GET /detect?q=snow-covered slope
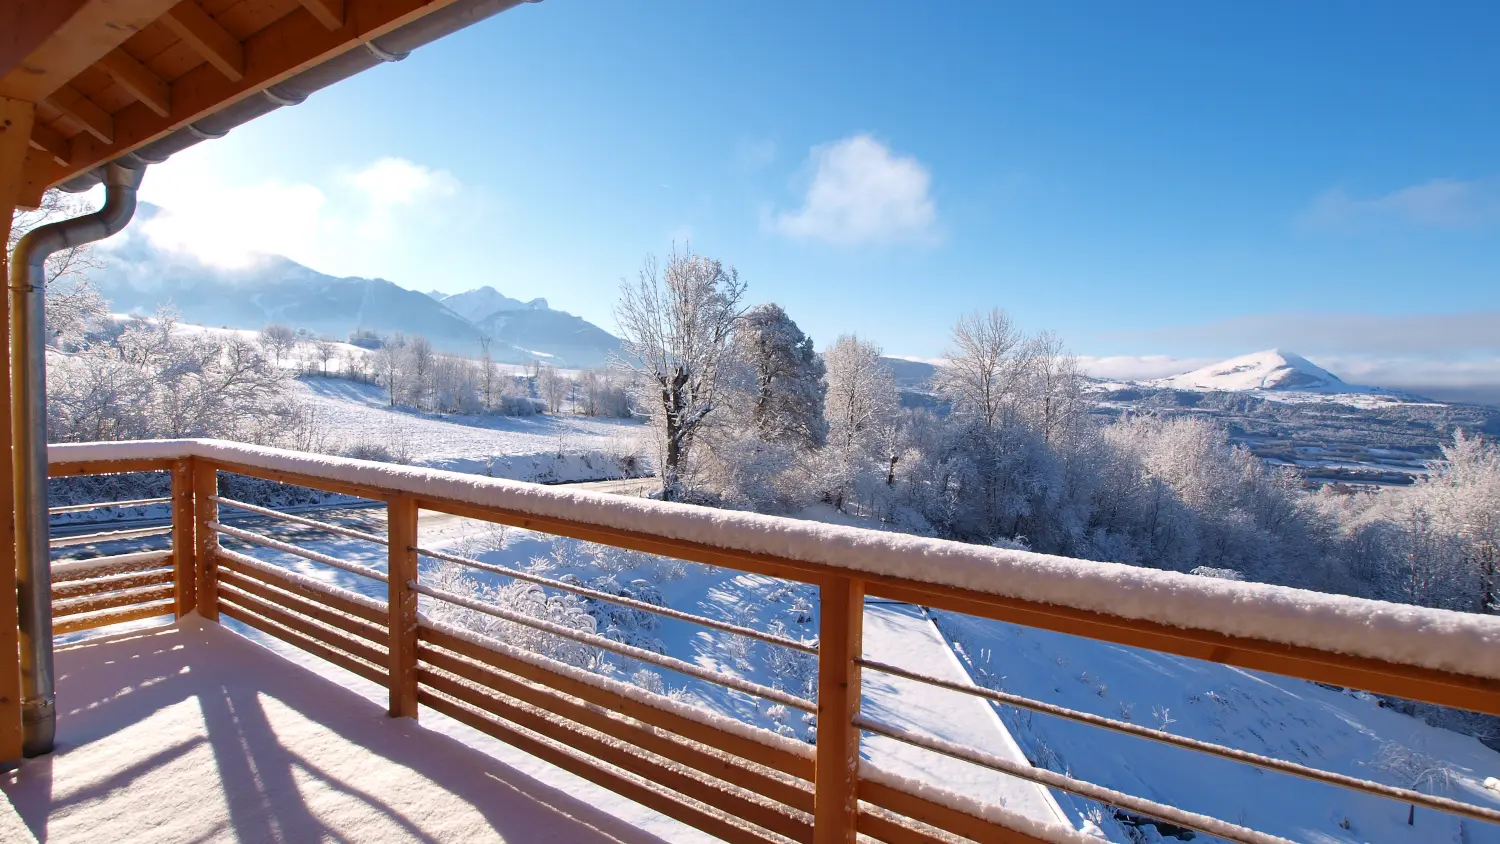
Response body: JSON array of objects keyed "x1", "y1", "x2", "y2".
[
  {"x1": 1152, "y1": 350, "x2": 1347, "y2": 392},
  {"x1": 936, "y1": 610, "x2": 1500, "y2": 843}
]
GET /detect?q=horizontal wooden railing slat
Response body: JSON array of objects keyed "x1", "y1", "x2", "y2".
[
  {"x1": 420, "y1": 626, "x2": 814, "y2": 780},
  {"x1": 52, "y1": 568, "x2": 174, "y2": 601},
  {"x1": 51, "y1": 551, "x2": 174, "y2": 583},
  {"x1": 54, "y1": 585, "x2": 175, "y2": 618},
  {"x1": 418, "y1": 687, "x2": 787, "y2": 844},
  {"x1": 219, "y1": 602, "x2": 388, "y2": 686},
  {"x1": 420, "y1": 644, "x2": 815, "y2": 814},
  {"x1": 54, "y1": 601, "x2": 175, "y2": 635},
  {"x1": 218, "y1": 552, "x2": 385, "y2": 624},
  {"x1": 219, "y1": 569, "x2": 387, "y2": 645},
  {"x1": 48, "y1": 458, "x2": 174, "y2": 478},
  {"x1": 421, "y1": 668, "x2": 812, "y2": 842},
  {"x1": 859, "y1": 780, "x2": 1046, "y2": 844},
  {"x1": 856, "y1": 806, "x2": 998, "y2": 844},
  {"x1": 218, "y1": 586, "x2": 388, "y2": 668}
]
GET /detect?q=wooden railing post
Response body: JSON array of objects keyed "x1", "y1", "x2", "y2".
[
  {"x1": 193, "y1": 461, "x2": 219, "y2": 621},
  {"x1": 0, "y1": 96, "x2": 37, "y2": 765},
  {"x1": 814, "y1": 576, "x2": 864, "y2": 844},
  {"x1": 387, "y1": 494, "x2": 418, "y2": 719},
  {"x1": 170, "y1": 459, "x2": 197, "y2": 617}
]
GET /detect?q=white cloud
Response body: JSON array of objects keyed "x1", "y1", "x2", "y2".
[
  {"x1": 1298, "y1": 178, "x2": 1500, "y2": 232},
  {"x1": 106, "y1": 151, "x2": 464, "y2": 272},
  {"x1": 770, "y1": 134, "x2": 937, "y2": 246}
]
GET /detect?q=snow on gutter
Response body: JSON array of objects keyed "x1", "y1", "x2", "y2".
[{"x1": 48, "y1": 438, "x2": 1500, "y2": 682}]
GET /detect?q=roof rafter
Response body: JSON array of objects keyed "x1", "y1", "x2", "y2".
[
  {"x1": 161, "y1": 2, "x2": 245, "y2": 82},
  {"x1": 97, "y1": 48, "x2": 172, "y2": 117},
  {"x1": 45, "y1": 85, "x2": 112, "y2": 144},
  {"x1": 27, "y1": 120, "x2": 70, "y2": 166},
  {"x1": 300, "y1": 0, "x2": 347, "y2": 30}
]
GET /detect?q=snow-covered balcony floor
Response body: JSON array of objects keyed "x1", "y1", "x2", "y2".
[{"x1": 0, "y1": 619, "x2": 669, "y2": 844}]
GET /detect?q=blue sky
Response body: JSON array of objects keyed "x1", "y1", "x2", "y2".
[{"x1": 122, "y1": 0, "x2": 1499, "y2": 392}]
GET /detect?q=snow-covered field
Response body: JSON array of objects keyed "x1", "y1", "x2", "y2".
[{"x1": 296, "y1": 377, "x2": 649, "y2": 480}]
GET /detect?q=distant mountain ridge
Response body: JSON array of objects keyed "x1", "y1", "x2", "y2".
[
  {"x1": 91, "y1": 206, "x2": 621, "y2": 367},
  {"x1": 1143, "y1": 349, "x2": 1432, "y2": 404}
]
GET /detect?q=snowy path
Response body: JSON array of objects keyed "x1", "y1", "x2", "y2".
[{"x1": 861, "y1": 602, "x2": 1067, "y2": 825}]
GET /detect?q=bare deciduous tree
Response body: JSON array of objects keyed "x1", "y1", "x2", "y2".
[
  {"x1": 614, "y1": 247, "x2": 746, "y2": 499},
  {"x1": 259, "y1": 324, "x2": 297, "y2": 365}
]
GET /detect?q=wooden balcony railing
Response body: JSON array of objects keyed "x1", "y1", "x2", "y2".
[{"x1": 36, "y1": 439, "x2": 1500, "y2": 844}]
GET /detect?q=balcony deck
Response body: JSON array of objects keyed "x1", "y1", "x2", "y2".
[{"x1": 0, "y1": 618, "x2": 671, "y2": 844}]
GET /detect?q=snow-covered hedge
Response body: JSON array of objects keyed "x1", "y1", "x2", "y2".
[{"x1": 49, "y1": 438, "x2": 1500, "y2": 681}]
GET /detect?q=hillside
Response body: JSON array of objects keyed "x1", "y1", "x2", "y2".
[{"x1": 92, "y1": 207, "x2": 620, "y2": 366}]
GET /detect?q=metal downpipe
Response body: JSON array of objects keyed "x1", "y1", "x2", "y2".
[{"x1": 8, "y1": 162, "x2": 145, "y2": 756}]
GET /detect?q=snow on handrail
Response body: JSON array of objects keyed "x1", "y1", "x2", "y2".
[
  {"x1": 47, "y1": 438, "x2": 1500, "y2": 683},
  {"x1": 858, "y1": 656, "x2": 1500, "y2": 827},
  {"x1": 49, "y1": 496, "x2": 171, "y2": 515},
  {"x1": 211, "y1": 496, "x2": 388, "y2": 545},
  {"x1": 49, "y1": 525, "x2": 171, "y2": 548},
  {"x1": 416, "y1": 544, "x2": 817, "y2": 655},
  {"x1": 413, "y1": 580, "x2": 815, "y2": 712},
  {"x1": 854, "y1": 714, "x2": 1295, "y2": 844},
  {"x1": 210, "y1": 522, "x2": 388, "y2": 583}
]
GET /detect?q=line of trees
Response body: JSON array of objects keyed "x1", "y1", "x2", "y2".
[{"x1": 613, "y1": 247, "x2": 1499, "y2": 619}]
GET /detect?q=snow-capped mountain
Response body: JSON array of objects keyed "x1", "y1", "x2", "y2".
[
  {"x1": 90, "y1": 205, "x2": 621, "y2": 366},
  {"x1": 1151, "y1": 350, "x2": 1348, "y2": 392},
  {"x1": 437, "y1": 286, "x2": 549, "y2": 323}
]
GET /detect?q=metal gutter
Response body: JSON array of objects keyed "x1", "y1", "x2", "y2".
[{"x1": 8, "y1": 162, "x2": 145, "y2": 756}]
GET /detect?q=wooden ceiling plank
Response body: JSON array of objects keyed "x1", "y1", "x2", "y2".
[
  {"x1": 27, "y1": 120, "x2": 70, "y2": 166},
  {"x1": 98, "y1": 48, "x2": 172, "y2": 116},
  {"x1": 299, "y1": 0, "x2": 345, "y2": 30},
  {"x1": 160, "y1": 2, "x2": 246, "y2": 81},
  {"x1": 44, "y1": 85, "x2": 112, "y2": 144},
  {"x1": 0, "y1": 0, "x2": 183, "y2": 103}
]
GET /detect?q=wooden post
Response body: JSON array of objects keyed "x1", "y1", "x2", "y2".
[
  {"x1": 814, "y1": 576, "x2": 864, "y2": 844},
  {"x1": 386, "y1": 493, "x2": 418, "y2": 719},
  {"x1": 193, "y1": 461, "x2": 219, "y2": 621},
  {"x1": 0, "y1": 96, "x2": 36, "y2": 765},
  {"x1": 170, "y1": 459, "x2": 196, "y2": 617}
]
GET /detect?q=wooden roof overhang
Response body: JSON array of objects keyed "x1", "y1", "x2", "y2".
[{"x1": 2, "y1": 0, "x2": 533, "y2": 207}]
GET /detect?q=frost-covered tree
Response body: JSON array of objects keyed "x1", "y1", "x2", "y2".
[
  {"x1": 732, "y1": 303, "x2": 827, "y2": 449},
  {"x1": 934, "y1": 308, "x2": 1025, "y2": 434},
  {"x1": 821, "y1": 334, "x2": 899, "y2": 512},
  {"x1": 614, "y1": 247, "x2": 746, "y2": 500},
  {"x1": 258, "y1": 324, "x2": 297, "y2": 366},
  {"x1": 10, "y1": 190, "x2": 110, "y2": 348}
]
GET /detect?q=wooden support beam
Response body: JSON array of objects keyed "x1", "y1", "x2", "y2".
[
  {"x1": 44, "y1": 85, "x2": 110, "y2": 144},
  {"x1": 171, "y1": 459, "x2": 197, "y2": 617},
  {"x1": 0, "y1": 0, "x2": 182, "y2": 103},
  {"x1": 387, "y1": 493, "x2": 418, "y2": 718},
  {"x1": 300, "y1": 0, "x2": 346, "y2": 30},
  {"x1": 1, "y1": 1, "x2": 95, "y2": 82},
  {"x1": 27, "y1": 120, "x2": 68, "y2": 166},
  {"x1": 97, "y1": 48, "x2": 170, "y2": 117},
  {"x1": 161, "y1": 2, "x2": 244, "y2": 82},
  {"x1": 193, "y1": 461, "x2": 219, "y2": 621},
  {"x1": 814, "y1": 577, "x2": 864, "y2": 844},
  {"x1": 0, "y1": 95, "x2": 35, "y2": 766}
]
